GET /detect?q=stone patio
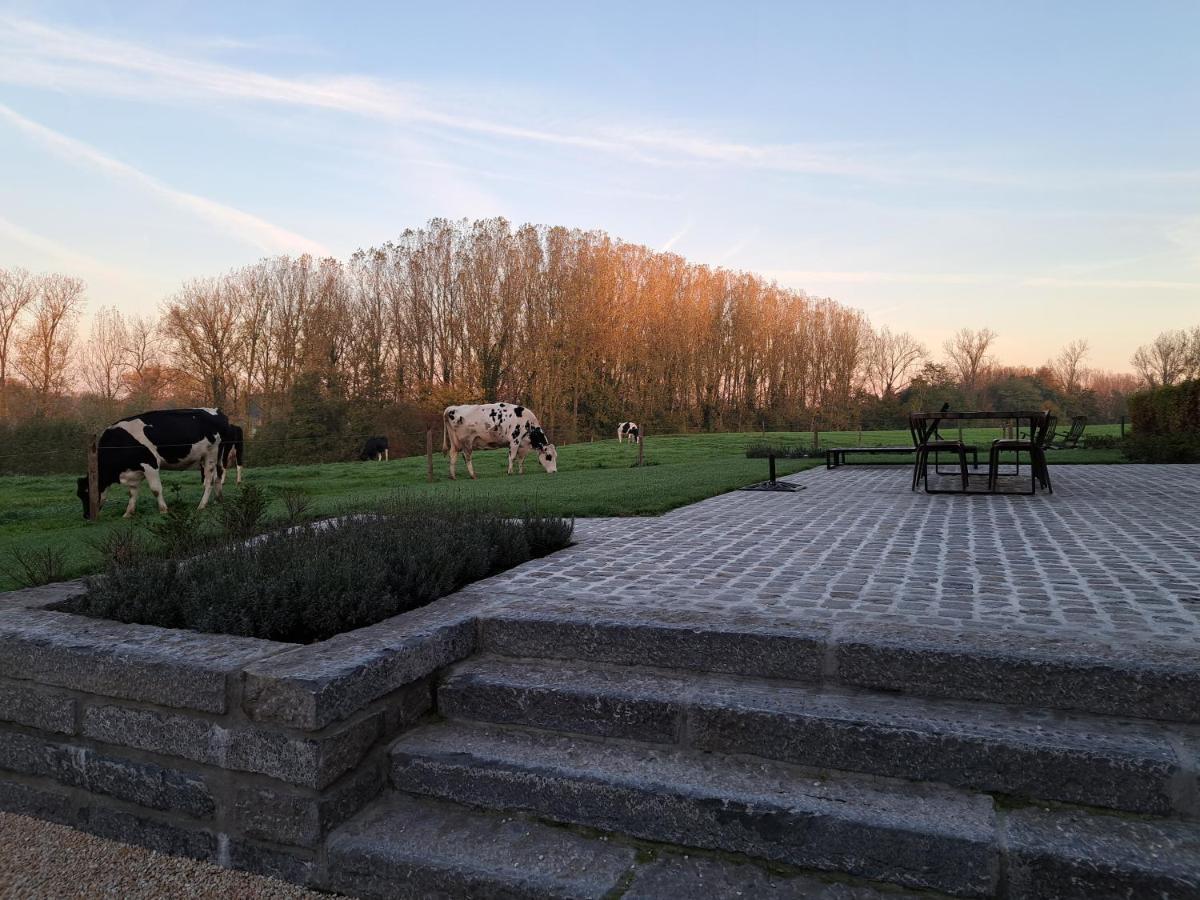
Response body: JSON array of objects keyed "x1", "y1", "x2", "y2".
[{"x1": 496, "y1": 464, "x2": 1200, "y2": 652}]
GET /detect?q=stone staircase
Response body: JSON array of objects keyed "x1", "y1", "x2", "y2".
[{"x1": 325, "y1": 614, "x2": 1200, "y2": 899}]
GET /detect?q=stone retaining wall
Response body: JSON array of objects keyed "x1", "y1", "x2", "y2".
[{"x1": 0, "y1": 580, "x2": 486, "y2": 888}]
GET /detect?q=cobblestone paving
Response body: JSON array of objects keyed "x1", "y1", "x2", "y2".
[{"x1": 497, "y1": 465, "x2": 1200, "y2": 651}]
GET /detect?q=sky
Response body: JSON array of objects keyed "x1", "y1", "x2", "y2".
[{"x1": 1, "y1": 2, "x2": 1198, "y2": 372}]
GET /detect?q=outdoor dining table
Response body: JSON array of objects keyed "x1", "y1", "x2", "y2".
[{"x1": 911, "y1": 410, "x2": 1052, "y2": 495}]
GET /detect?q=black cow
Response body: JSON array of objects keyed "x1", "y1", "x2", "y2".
[
  {"x1": 359, "y1": 436, "x2": 389, "y2": 461},
  {"x1": 78, "y1": 408, "x2": 228, "y2": 520}
]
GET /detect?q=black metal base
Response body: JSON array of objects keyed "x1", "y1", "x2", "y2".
[{"x1": 739, "y1": 480, "x2": 805, "y2": 492}]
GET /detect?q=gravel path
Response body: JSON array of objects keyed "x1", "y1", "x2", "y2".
[{"x1": 0, "y1": 812, "x2": 331, "y2": 899}]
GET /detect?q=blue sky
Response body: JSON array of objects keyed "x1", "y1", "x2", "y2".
[{"x1": 1, "y1": 1, "x2": 1198, "y2": 370}]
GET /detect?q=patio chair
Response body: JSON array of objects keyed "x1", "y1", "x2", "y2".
[
  {"x1": 909, "y1": 414, "x2": 970, "y2": 492},
  {"x1": 1048, "y1": 416, "x2": 1086, "y2": 450},
  {"x1": 988, "y1": 411, "x2": 1053, "y2": 494}
]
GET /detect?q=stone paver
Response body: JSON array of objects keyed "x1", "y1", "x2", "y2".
[{"x1": 490, "y1": 465, "x2": 1200, "y2": 652}]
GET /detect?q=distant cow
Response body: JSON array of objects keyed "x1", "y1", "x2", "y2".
[
  {"x1": 78, "y1": 408, "x2": 228, "y2": 519},
  {"x1": 359, "y1": 436, "x2": 389, "y2": 461},
  {"x1": 617, "y1": 421, "x2": 640, "y2": 444},
  {"x1": 442, "y1": 403, "x2": 557, "y2": 479}
]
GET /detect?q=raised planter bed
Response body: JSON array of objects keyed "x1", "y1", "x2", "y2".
[{"x1": 0, "y1": 577, "x2": 499, "y2": 887}]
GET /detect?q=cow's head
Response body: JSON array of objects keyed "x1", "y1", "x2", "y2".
[
  {"x1": 527, "y1": 426, "x2": 558, "y2": 474},
  {"x1": 76, "y1": 476, "x2": 93, "y2": 520}
]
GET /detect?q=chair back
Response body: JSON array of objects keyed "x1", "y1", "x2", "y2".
[
  {"x1": 1032, "y1": 411, "x2": 1053, "y2": 448},
  {"x1": 1063, "y1": 416, "x2": 1087, "y2": 447},
  {"x1": 1041, "y1": 415, "x2": 1058, "y2": 448}
]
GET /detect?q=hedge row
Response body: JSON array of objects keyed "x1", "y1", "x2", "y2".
[
  {"x1": 1126, "y1": 380, "x2": 1200, "y2": 462},
  {"x1": 66, "y1": 498, "x2": 573, "y2": 643}
]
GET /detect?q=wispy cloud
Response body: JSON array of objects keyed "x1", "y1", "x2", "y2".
[
  {"x1": 660, "y1": 219, "x2": 693, "y2": 253},
  {"x1": 765, "y1": 269, "x2": 985, "y2": 286},
  {"x1": 0, "y1": 102, "x2": 328, "y2": 256},
  {"x1": 0, "y1": 213, "x2": 126, "y2": 277},
  {"x1": 0, "y1": 15, "x2": 1049, "y2": 186},
  {"x1": 1022, "y1": 276, "x2": 1200, "y2": 290}
]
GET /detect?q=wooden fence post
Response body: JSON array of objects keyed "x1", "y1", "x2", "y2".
[
  {"x1": 1120, "y1": 415, "x2": 1125, "y2": 438},
  {"x1": 637, "y1": 430, "x2": 645, "y2": 467},
  {"x1": 426, "y1": 429, "x2": 434, "y2": 482},
  {"x1": 87, "y1": 437, "x2": 101, "y2": 521}
]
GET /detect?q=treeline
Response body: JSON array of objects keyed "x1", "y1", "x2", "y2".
[{"x1": 2, "y1": 217, "x2": 1188, "y2": 471}]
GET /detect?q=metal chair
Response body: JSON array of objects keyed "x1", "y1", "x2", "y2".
[
  {"x1": 1048, "y1": 416, "x2": 1086, "y2": 449},
  {"x1": 910, "y1": 414, "x2": 970, "y2": 493},
  {"x1": 988, "y1": 411, "x2": 1053, "y2": 494}
]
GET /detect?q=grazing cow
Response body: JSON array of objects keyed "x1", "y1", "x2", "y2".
[
  {"x1": 617, "y1": 421, "x2": 640, "y2": 444},
  {"x1": 359, "y1": 436, "x2": 390, "y2": 461},
  {"x1": 199, "y1": 421, "x2": 245, "y2": 486},
  {"x1": 78, "y1": 408, "x2": 228, "y2": 519},
  {"x1": 442, "y1": 403, "x2": 557, "y2": 479}
]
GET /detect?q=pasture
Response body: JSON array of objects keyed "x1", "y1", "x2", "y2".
[{"x1": 0, "y1": 426, "x2": 1125, "y2": 590}]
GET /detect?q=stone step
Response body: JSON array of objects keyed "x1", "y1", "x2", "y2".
[
  {"x1": 326, "y1": 792, "x2": 927, "y2": 899},
  {"x1": 476, "y1": 610, "x2": 1200, "y2": 723},
  {"x1": 387, "y1": 721, "x2": 1200, "y2": 898},
  {"x1": 438, "y1": 656, "x2": 1197, "y2": 818},
  {"x1": 389, "y1": 719, "x2": 1000, "y2": 896}
]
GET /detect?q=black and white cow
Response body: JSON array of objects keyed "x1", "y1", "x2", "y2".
[
  {"x1": 442, "y1": 403, "x2": 557, "y2": 479},
  {"x1": 78, "y1": 408, "x2": 228, "y2": 519},
  {"x1": 617, "y1": 421, "x2": 640, "y2": 444},
  {"x1": 359, "y1": 436, "x2": 389, "y2": 461}
]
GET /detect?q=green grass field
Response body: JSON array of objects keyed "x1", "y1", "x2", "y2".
[{"x1": 0, "y1": 426, "x2": 1125, "y2": 590}]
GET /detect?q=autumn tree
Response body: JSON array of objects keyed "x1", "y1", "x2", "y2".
[
  {"x1": 81, "y1": 306, "x2": 130, "y2": 401},
  {"x1": 0, "y1": 267, "x2": 39, "y2": 418},
  {"x1": 15, "y1": 273, "x2": 85, "y2": 413},
  {"x1": 943, "y1": 327, "x2": 998, "y2": 404},
  {"x1": 1051, "y1": 339, "x2": 1090, "y2": 396},
  {"x1": 1131, "y1": 329, "x2": 1192, "y2": 387},
  {"x1": 867, "y1": 327, "x2": 927, "y2": 397}
]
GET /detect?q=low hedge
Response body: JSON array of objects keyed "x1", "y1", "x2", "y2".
[
  {"x1": 1126, "y1": 380, "x2": 1200, "y2": 462},
  {"x1": 66, "y1": 499, "x2": 573, "y2": 643}
]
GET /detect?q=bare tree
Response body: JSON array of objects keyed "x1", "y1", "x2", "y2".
[
  {"x1": 1052, "y1": 339, "x2": 1090, "y2": 395},
  {"x1": 867, "y1": 327, "x2": 927, "y2": 397},
  {"x1": 81, "y1": 306, "x2": 130, "y2": 401},
  {"x1": 0, "y1": 267, "x2": 39, "y2": 418},
  {"x1": 15, "y1": 274, "x2": 85, "y2": 411},
  {"x1": 1131, "y1": 330, "x2": 1191, "y2": 387},
  {"x1": 161, "y1": 277, "x2": 243, "y2": 407},
  {"x1": 943, "y1": 327, "x2": 998, "y2": 402}
]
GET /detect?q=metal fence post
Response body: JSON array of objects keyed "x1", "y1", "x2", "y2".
[
  {"x1": 637, "y1": 430, "x2": 644, "y2": 467},
  {"x1": 87, "y1": 437, "x2": 101, "y2": 521},
  {"x1": 426, "y1": 429, "x2": 434, "y2": 482},
  {"x1": 1120, "y1": 415, "x2": 1125, "y2": 437}
]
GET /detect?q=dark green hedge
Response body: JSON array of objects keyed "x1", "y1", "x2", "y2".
[
  {"x1": 66, "y1": 500, "x2": 573, "y2": 643},
  {"x1": 1126, "y1": 380, "x2": 1200, "y2": 462}
]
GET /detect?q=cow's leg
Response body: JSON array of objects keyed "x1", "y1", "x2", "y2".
[
  {"x1": 383, "y1": 449, "x2": 389, "y2": 461},
  {"x1": 465, "y1": 450, "x2": 477, "y2": 479},
  {"x1": 507, "y1": 445, "x2": 517, "y2": 475},
  {"x1": 198, "y1": 460, "x2": 216, "y2": 509},
  {"x1": 448, "y1": 446, "x2": 458, "y2": 480},
  {"x1": 120, "y1": 470, "x2": 145, "y2": 518},
  {"x1": 518, "y1": 447, "x2": 528, "y2": 474},
  {"x1": 143, "y1": 464, "x2": 167, "y2": 514}
]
